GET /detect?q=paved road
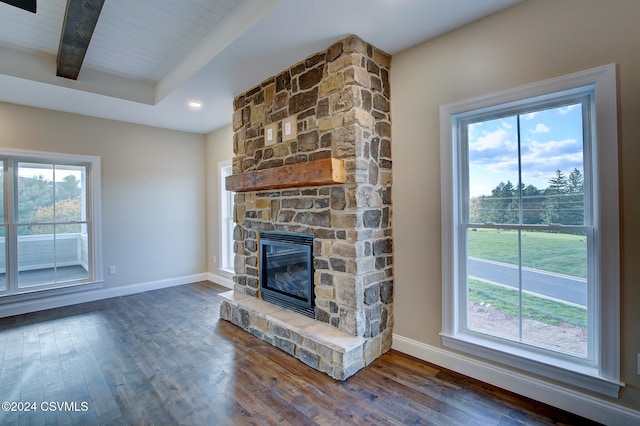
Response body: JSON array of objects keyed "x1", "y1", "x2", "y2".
[{"x1": 467, "y1": 257, "x2": 587, "y2": 306}]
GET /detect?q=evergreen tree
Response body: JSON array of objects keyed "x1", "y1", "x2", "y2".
[
  {"x1": 547, "y1": 170, "x2": 568, "y2": 194},
  {"x1": 479, "y1": 181, "x2": 518, "y2": 224},
  {"x1": 567, "y1": 168, "x2": 583, "y2": 194},
  {"x1": 522, "y1": 184, "x2": 542, "y2": 224},
  {"x1": 565, "y1": 168, "x2": 584, "y2": 225},
  {"x1": 541, "y1": 170, "x2": 567, "y2": 224},
  {"x1": 478, "y1": 169, "x2": 583, "y2": 226}
]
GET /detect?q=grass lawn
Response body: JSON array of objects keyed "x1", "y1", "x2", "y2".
[
  {"x1": 467, "y1": 228, "x2": 587, "y2": 278},
  {"x1": 468, "y1": 278, "x2": 587, "y2": 327}
]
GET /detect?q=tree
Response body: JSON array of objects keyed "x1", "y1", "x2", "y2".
[
  {"x1": 18, "y1": 175, "x2": 53, "y2": 225},
  {"x1": 478, "y1": 181, "x2": 518, "y2": 224},
  {"x1": 541, "y1": 170, "x2": 568, "y2": 224},
  {"x1": 547, "y1": 170, "x2": 568, "y2": 194},
  {"x1": 478, "y1": 170, "x2": 584, "y2": 226},
  {"x1": 565, "y1": 168, "x2": 584, "y2": 225},
  {"x1": 470, "y1": 196, "x2": 483, "y2": 223},
  {"x1": 32, "y1": 199, "x2": 82, "y2": 234},
  {"x1": 567, "y1": 168, "x2": 584, "y2": 194},
  {"x1": 522, "y1": 184, "x2": 543, "y2": 224},
  {"x1": 56, "y1": 175, "x2": 81, "y2": 201},
  {"x1": 16, "y1": 174, "x2": 82, "y2": 234}
]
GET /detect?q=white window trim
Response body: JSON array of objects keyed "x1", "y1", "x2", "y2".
[
  {"x1": 218, "y1": 160, "x2": 234, "y2": 276},
  {"x1": 439, "y1": 64, "x2": 621, "y2": 397},
  {"x1": 0, "y1": 148, "x2": 103, "y2": 301}
]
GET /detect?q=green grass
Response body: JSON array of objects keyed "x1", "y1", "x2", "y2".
[
  {"x1": 467, "y1": 228, "x2": 587, "y2": 279},
  {"x1": 468, "y1": 278, "x2": 587, "y2": 327}
]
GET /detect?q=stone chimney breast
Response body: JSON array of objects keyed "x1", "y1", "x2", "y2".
[{"x1": 219, "y1": 35, "x2": 393, "y2": 380}]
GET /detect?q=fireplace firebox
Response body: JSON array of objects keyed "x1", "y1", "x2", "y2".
[{"x1": 259, "y1": 231, "x2": 315, "y2": 318}]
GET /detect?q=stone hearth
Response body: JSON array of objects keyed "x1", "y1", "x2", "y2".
[
  {"x1": 219, "y1": 291, "x2": 366, "y2": 379},
  {"x1": 219, "y1": 35, "x2": 393, "y2": 380}
]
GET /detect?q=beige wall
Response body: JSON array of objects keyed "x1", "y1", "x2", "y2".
[
  {"x1": 1, "y1": 0, "x2": 638, "y2": 415},
  {"x1": 0, "y1": 103, "x2": 207, "y2": 290},
  {"x1": 205, "y1": 124, "x2": 234, "y2": 278},
  {"x1": 391, "y1": 0, "x2": 639, "y2": 411}
]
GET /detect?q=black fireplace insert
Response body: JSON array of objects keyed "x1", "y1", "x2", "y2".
[{"x1": 259, "y1": 231, "x2": 314, "y2": 318}]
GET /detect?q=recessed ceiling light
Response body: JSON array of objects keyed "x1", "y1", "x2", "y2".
[{"x1": 188, "y1": 100, "x2": 202, "y2": 110}]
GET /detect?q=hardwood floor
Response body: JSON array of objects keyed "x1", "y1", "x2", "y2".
[{"x1": 0, "y1": 282, "x2": 598, "y2": 425}]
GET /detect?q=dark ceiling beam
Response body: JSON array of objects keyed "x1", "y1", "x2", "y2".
[
  {"x1": 0, "y1": 0, "x2": 36, "y2": 13},
  {"x1": 56, "y1": 0, "x2": 105, "y2": 80}
]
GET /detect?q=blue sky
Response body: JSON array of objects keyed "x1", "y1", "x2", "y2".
[{"x1": 467, "y1": 103, "x2": 584, "y2": 197}]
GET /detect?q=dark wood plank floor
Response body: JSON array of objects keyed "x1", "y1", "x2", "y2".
[{"x1": 0, "y1": 282, "x2": 598, "y2": 425}]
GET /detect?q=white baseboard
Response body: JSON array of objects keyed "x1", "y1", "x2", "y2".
[
  {"x1": 392, "y1": 334, "x2": 640, "y2": 425},
  {"x1": 205, "y1": 272, "x2": 234, "y2": 289},
  {"x1": 0, "y1": 273, "x2": 209, "y2": 319}
]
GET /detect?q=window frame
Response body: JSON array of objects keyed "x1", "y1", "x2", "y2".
[
  {"x1": 439, "y1": 64, "x2": 621, "y2": 397},
  {"x1": 0, "y1": 148, "x2": 103, "y2": 300},
  {"x1": 218, "y1": 160, "x2": 234, "y2": 276}
]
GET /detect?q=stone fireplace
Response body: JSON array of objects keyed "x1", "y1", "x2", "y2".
[{"x1": 219, "y1": 35, "x2": 393, "y2": 380}]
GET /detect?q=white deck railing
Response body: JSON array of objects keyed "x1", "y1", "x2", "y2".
[{"x1": 0, "y1": 233, "x2": 88, "y2": 273}]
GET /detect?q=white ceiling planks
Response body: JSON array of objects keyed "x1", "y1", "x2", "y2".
[
  {"x1": 82, "y1": 0, "x2": 242, "y2": 81},
  {"x1": 0, "y1": 0, "x2": 66, "y2": 54}
]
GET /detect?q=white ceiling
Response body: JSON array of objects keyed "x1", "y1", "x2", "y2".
[{"x1": 0, "y1": 0, "x2": 521, "y2": 134}]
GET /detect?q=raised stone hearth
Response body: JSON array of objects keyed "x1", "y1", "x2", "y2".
[
  {"x1": 219, "y1": 35, "x2": 393, "y2": 379},
  {"x1": 219, "y1": 291, "x2": 366, "y2": 380}
]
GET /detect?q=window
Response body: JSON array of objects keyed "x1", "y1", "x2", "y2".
[
  {"x1": 219, "y1": 161, "x2": 234, "y2": 275},
  {"x1": 439, "y1": 65, "x2": 621, "y2": 397},
  {"x1": 0, "y1": 149, "x2": 102, "y2": 299}
]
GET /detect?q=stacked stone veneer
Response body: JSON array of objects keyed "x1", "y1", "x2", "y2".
[{"x1": 219, "y1": 35, "x2": 392, "y2": 379}]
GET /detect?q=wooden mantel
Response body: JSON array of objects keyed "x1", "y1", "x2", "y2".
[{"x1": 225, "y1": 158, "x2": 345, "y2": 192}]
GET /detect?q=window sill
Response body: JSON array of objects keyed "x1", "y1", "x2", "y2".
[
  {"x1": 441, "y1": 331, "x2": 623, "y2": 398},
  {"x1": 0, "y1": 281, "x2": 104, "y2": 306}
]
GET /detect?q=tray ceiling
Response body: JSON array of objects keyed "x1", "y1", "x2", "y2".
[{"x1": 0, "y1": 0, "x2": 521, "y2": 133}]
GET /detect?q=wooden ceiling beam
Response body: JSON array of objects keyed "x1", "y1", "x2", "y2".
[{"x1": 56, "y1": 0, "x2": 105, "y2": 80}]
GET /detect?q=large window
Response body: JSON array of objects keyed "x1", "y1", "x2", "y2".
[
  {"x1": 0, "y1": 149, "x2": 102, "y2": 298},
  {"x1": 439, "y1": 65, "x2": 620, "y2": 397},
  {"x1": 219, "y1": 161, "x2": 234, "y2": 275}
]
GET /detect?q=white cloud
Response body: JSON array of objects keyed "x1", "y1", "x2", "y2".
[
  {"x1": 531, "y1": 123, "x2": 550, "y2": 134},
  {"x1": 482, "y1": 159, "x2": 518, "y2": 175},
  {"x1": 523, "y1": 112, "x2": 537, "y2": 120},
  {"x1": 559, "y1": 104, "x2": 579, "y2": 115},
  {"x1": 527, "y1": 138, "x2": 579, "y2": 154},
  {"x1": 469, "y1": 127, "x2": 514, "y2": 153},
  {"x1": 521, "y1": 138, "x2": 582, "y2": 171},
  {"x1": 469, "y1": 138, "x2": 583, "y2": 195}
]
